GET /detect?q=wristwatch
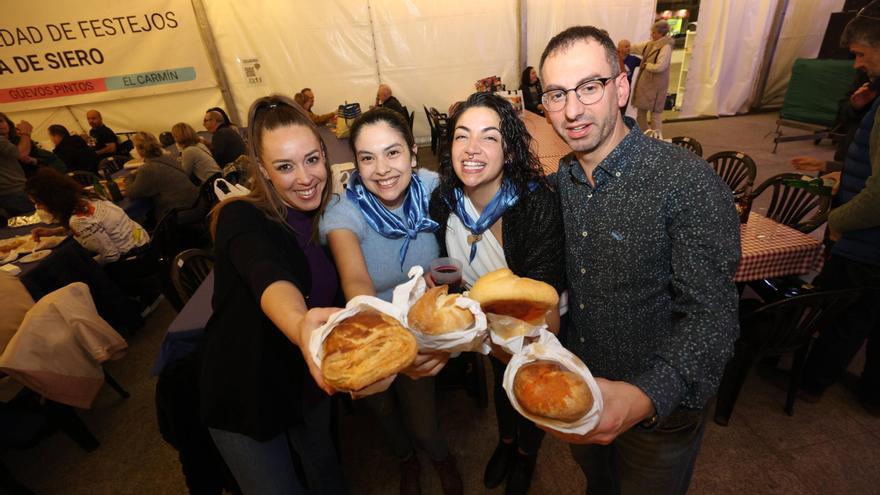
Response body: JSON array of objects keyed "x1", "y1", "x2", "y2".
[{"x1": 639, "y1": 410, "x2": 659, "y2": 429}]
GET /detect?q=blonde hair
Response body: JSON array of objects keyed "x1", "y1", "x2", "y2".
[
  {"x1": 210, "y1": 94, "x2": 332, "y2": 240},
  {"x1": 171, "y1": 122, "x2": 199, "y2": 148},
  {"x1": 132, "y1": 132, "x2": 164, "y2": 158}
]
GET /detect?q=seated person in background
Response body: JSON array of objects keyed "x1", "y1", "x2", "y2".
[
  {"x1": 48, "y1": 125, "x2": 99, "y2": 173},
  {"x1": 27, "y1": 168, "x2": 150, "y2": 266},
  {"x1": 203, "y1": 109, "x2": 247, "y2": 166},
  {"x1": 520, "y1": 66, "x2": 545, "y2": 115},
  {"x1": 126, "y1": 132, "x2": 199, "y2": 222},
  {"x1": 0, "y1": 114, "x2": 34, "y2": 219},
  {"x1": 2, "y1": 117, "x2": 37, "y2": 172},
  {"x1": 171, "y1": 122, "x2": 221, "y2": 185},
  {"x1": 159, "y1": 131, "x2": 180, "y2": 159},
  {"x1": 372, "y1": 84, "x2": 407, "y2": 118},
  {"x1": 85, "y1": 109, "x2": 120, "y2": 160},
  {"x1": 300, "y1": 87, "x2": 337, "y2": 126}
]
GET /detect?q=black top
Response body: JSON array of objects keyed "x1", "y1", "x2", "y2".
[
  {"x1": 522, "y1": 81, "x2": 544, "y2": 116},
  {"x1": 199, "y1": 201, "x2": 316, "y2": 439},
  {"x1": 53, "y1": 135, "x2": 99, "y2": 173},
  {"x1": 379, "y1": 96, "x2": 407, "y2": 119},
  {"x1": 554, "y1": 119, "x2": 740, "y2": 421},
  {"x1": 89, "y1": 124, "x2": 118, "y2": 157},
  {"x1": 210, "y1": 125, "x2": 247, "y2": 167},
  {"x1": 429, "y1": 184, "x2": 565, "y2": 293}
]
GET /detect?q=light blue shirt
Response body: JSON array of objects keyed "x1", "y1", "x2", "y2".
[{"x1": 320, "y1": 168, "x2": 440, "y2": 302}]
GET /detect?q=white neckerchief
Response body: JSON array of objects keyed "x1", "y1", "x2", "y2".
[{"x1": 446, "y1": 194, "x2": 507, "y2": 288}]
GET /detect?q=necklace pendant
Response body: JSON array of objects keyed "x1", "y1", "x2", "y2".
[{"x1": 467, "y1": 233, "x2": 482, "y2": 245}]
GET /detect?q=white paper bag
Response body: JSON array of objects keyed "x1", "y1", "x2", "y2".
[
  {"x1": 391, "y1": 266, "x2": 490, "y2": 354},
  {"x1": 486, "y1": 314, "x2": 547, "y2": 355},
  {"x1": 213, "y1": 178, "x2": 250, "y2": 201},
  {"x1": 503, "y1": 331, "x2": 603, "y2": 435}
]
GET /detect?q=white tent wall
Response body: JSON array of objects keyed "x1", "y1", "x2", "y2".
[
  {"x1": 758, "y1": 0, "x2": 845, "y2": 108},
  {"x1": 679, "y1": 0, "x2": 779, "y2": 118},
  {"x1": 203, "y1": 0, "x2": 519, "y2": 144},
  {"x1": 202, "y1": 0, "x2": 380, "y2": 132},
  {"x1": 369, "y1": 0, "x2": 518, "y2": 142},
  {"x1": 525, "y1": 0, "x2": 657, "y2": 77}
]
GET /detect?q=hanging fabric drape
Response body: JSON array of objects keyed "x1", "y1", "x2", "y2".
[
  {"x1": 680, "y1": 0, "x2": 779, "y2": 118},
  {"x1": 759, "y1": 0, "x2": 846, "y2": 107}
]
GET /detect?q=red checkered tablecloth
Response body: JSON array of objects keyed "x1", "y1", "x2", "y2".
[{"x1": 735, "y1": 213, "x2": 824, "y2": 282}]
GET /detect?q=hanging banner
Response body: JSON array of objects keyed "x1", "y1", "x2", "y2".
[{"x1": 0, "y1": 0, "x2": 216, "y2": 112}]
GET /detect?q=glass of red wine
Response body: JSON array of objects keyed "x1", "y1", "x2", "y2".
[{"x1": 429, "y1": 257, "x2": 464, "y2": 293}]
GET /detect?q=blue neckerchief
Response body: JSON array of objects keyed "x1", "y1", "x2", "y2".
[
  {"x1": 346, "y1": 170, "x2": 439, "y2": 269},
  {"x1": 447, "y1": 179, "x2": 537, "y2": 262}
]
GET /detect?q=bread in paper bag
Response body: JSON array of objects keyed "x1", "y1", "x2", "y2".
[
  {"x1": 392, "y1": 266, "x2": 490, "y2": 354},
  {"x1": 309, "y1": 296, "x2": 415, "y2": 395},
  {"x1": 503, "y1": 330, "x2": 602, "y2": 435},
  {"x1": 470, "y1": 268, "x2": 558, "y2": 353}
]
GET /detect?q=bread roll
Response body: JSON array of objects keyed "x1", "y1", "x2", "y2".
[
  {"x1": 0, "y1": 237, "x2": 27, "y2": 258},
  {"x1": 469, "y1": 268, "x2": 558, "y2": 324},
  {"x1": 407, "y1": 286, "x2": 475, "y2": 335},
  {"x1": 322, "y1": 309, "x2": 417, "y2": 392},
  {"x1": 513, "y1": 360, "x2": 592, "y2": 422}
]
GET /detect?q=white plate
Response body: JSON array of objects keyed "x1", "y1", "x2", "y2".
[{"x1": 18, "y1": 250, "x2": 52, "y2": 263}]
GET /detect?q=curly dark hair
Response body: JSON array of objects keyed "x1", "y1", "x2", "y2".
[
  {"x1": 435, "y1": 92, "x2": 547, "y2": 209},
  {"x1": 25, "y1": 167, "x2": 100, "y2": 227}
]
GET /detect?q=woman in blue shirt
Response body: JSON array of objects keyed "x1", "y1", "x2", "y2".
[{"x1": 320, "y1": 108, "x2": 462, "y2": 495}]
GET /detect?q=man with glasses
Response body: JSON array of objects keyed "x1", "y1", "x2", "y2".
[{"x1": 539, "y1": 26, "x2": 740, "y2": 494}]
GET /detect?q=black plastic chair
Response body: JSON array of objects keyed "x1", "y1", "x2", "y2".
[
  {"x1": 706, "y1": 151, "x2": 757, "y2": 195},
  {"x1": 170, "y1": 249, "x2": 214, "y2": 306},
  {"x1": 424, "y1": 106, "x2": 437, "y2": 154},
  {"x1": 714, "y1": 288, "x2": 863, "y2": 426},
  {"x1": 68, "y1": 170, "x2": 101, "y2": 187},
  {"x1": 97, "y1": 157, "x2": 122, "y2": 179},
  {"x1": 670, "y1": 136, "x2": 703, "y2": 157},
  {"x1": 750, "y1": 173, "x2": 831, "y2": 234},
  {"x1": 408, "y1": 110, "x2": 415, "y2": 131},
  {"x1": 429, "y1": 108, "x2": 449, "y2": 157}
]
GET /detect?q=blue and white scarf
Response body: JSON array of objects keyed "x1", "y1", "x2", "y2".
[
  {"x1": 447, "y1": 179, "x2": 536, "y2": 262},
  {"x1": 347, "y1": 170, "x2": 439, "y2": 268}
]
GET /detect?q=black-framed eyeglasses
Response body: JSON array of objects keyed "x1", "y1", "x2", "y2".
[
  {"x1": 540, "y1": 75, "x2": 618, "y2": 112},
  {"x1": 857, "y1": 1, "x2": 880, "y2": 20}
]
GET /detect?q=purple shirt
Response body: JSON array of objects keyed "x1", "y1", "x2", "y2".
[{"x1": 286, "y1": 207, "x2": 339, "y2": 308}]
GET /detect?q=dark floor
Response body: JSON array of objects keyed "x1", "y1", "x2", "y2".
[{"x1": 4, "y1": 113, "x2": 879, "y2": 494}]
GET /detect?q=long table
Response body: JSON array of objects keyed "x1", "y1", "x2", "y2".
[{"x1": 522, "y1": 110, "x2": 572, "y2": 174}]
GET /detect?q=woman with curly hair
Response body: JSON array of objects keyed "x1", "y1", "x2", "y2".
[{"x1": 429, "y1": 92, "x2": 565, "y2": 495}]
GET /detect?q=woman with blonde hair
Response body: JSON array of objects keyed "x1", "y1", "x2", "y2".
[
  {"x1": 200, "y1": 94, "x2": 347, "y2": 495},
  {"x1": 124, "y1": 131, "x2": 198, "y2": 222},
  {"x1": 171, "y1": 122, "x2": 221, "y2": 185}
]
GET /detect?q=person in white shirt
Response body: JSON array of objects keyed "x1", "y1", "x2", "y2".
[{"x1": 26, "y1": 168, "x2": 149, "y2": 265}]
